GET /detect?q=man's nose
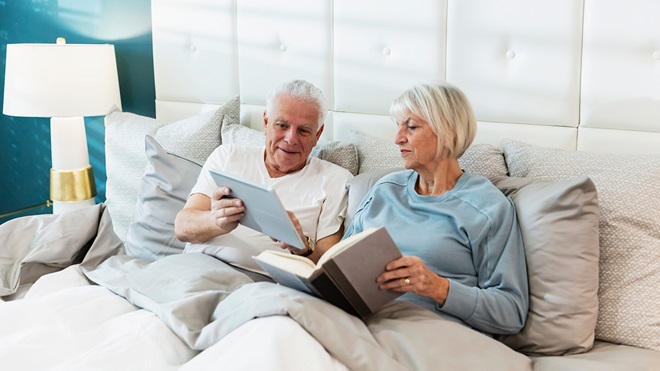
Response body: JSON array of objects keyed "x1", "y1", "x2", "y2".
[{"x1": 284, "y1": 127, "x2": 298, "y2": 144}]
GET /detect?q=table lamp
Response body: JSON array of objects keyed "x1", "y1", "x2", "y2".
[{"x1": 3, "y1": 38, "x2": 121, "y2": 214}]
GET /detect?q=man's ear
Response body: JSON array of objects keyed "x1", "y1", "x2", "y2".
[
  {"x1": 263, "y1": 110, "x2": 268, "y2": 130},
  {"x1": 315, "y1": 123, "x2": 325, "y2": 141}
]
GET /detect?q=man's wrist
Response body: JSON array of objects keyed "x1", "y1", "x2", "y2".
[{"x1": 299, "y1": 236, "x2": 315, "y2": 257}]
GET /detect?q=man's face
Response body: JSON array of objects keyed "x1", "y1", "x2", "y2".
[{"x1": 263, "y1": 94, "x2": 323, "y2": 176}]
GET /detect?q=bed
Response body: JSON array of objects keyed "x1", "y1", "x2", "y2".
[{"x1": 1, "y1": 1, "x2": 660, "y2": 370}]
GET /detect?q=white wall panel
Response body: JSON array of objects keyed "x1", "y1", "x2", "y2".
[
  {"x1": 475, "y1": 122, "x2": 577, "y2": 150},
  {"x1": 152, "y1": 0, "x2": 238, "y2": 105},
  {"x1": 333, "y1": 112, "x2": 396, "y2": 143},
  {"x1": 334, "y1": 0, "x2": 447, "y2": 115},
  {"x1": 236, "y1": 0, "x2": 332, "y2": 106},
  {"x1": 578, "y1": 127, "x2": 660, "y2": 155},
  {"x1": 580, "y1": 0, "x2": 660, "y2": 133},
  {"x1": 446, "y1": 0, "x2": 583, "y2": 127}
]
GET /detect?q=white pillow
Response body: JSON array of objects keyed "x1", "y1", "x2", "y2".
[{"x1": 105, "y1": 96, "x2": 239, "y2": 241}]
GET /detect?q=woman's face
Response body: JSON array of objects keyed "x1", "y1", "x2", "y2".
[{"x1": 394, "y1": 111, "x2": 441, "y2": 171}]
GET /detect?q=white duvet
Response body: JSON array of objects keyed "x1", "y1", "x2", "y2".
[{"x1": 0, "y1": 266, "x2": 347, "y2": 371}]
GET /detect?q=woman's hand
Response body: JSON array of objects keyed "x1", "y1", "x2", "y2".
[
  {"x1": 210, "y1": 187, "x2": 245, "y2": 233},
  {"x1": 376, "y1": 256, "x2": 450, "y2": 306}
]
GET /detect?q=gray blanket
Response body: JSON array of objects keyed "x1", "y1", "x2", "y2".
[
  {"x1": 85, "y1": 253, "x2": 532, "y2": 371},
  {"x1": 0, "y1": 204, "x2": 123, "y2": 298}
]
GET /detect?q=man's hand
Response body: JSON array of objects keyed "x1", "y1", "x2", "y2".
[{"x1": 210, "y1": 187, "x2": 245, "y2": 233}]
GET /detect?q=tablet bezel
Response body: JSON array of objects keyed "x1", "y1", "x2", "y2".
[{"x1": 208, "y1": 169, "x2": 307, "y2": 250}]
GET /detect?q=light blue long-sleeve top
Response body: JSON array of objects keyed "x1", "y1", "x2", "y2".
[{"x1": 344, "y1": 170, "x2": 528, "y2": 335}]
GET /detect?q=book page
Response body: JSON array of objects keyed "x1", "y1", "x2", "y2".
[
  {"x1": 253, "y1": 250, "x2": 317, "y2": 278},
  {"x1": 316, "y1": 227, "x2": 379, "y2": 267}
]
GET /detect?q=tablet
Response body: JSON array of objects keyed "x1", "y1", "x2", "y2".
[{"x1": 209, "y1": 169, "x2": 307, "y2": 250}]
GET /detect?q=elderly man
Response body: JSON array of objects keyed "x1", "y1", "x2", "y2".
[{"x1": 175, "y1": 80, "x2": 352, "y2": 278}]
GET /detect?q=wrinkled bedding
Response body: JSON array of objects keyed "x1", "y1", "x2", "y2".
[
  {"x1": 0, "y1": 204, "x2": 533, "y2": 370},
  {"x1": 85, "y1": 253, "x2": 531, "y2": 371}
]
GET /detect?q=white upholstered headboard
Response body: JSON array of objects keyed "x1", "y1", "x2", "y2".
[{"x1": 151, "y1": 0, "x2": 660, "y2": 155}]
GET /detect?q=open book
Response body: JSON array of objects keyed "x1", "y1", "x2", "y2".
[{"x1": 253, "y1": 226, "x2": 403, "y2": 318}]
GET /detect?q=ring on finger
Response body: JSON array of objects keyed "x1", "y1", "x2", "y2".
[{"x1": 404, "y1": 277, "x2": 411, "y2": 286}]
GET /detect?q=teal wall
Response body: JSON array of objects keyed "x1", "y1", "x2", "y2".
[{"x1": 0, "y1": 0, "x2": 155, "y2": 215}]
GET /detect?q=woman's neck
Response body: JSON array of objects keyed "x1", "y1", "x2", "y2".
[{"x1": 415, "y1": 159, "x2": 463, "y2": 196}]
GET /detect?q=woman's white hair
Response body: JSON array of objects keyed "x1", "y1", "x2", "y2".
[
  {"x1": 266, "y1": 79, "x2": 327, "y2": 127},
  {"x1": 389, "y1": 81, "x2": 477, "y2": 159}
]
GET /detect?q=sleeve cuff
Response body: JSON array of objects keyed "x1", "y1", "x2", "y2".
[{"x1": 436, "y1": 279, "x2": 478, "y2": 321}]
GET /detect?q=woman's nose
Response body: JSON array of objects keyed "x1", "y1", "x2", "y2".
[{"x1": 394, "y1": 126, "x2": 406, "y2": 144}]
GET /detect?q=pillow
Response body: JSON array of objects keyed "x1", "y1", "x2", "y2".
[
  {"x1": 344, "y1": 168, "x2": 402, "y2": 229},
  {"x1": 344, "y1": 169, "x2": 601, "y2": 356},
  {"x1": 348, "y1": 130, "x2": 508, "y2": 178},
  {"x1": 492, "y1": 176, "x2": 600, "y2": 356},
  {"x1": 105, "y1": 96, "x2": 239, "y2": 241},
  {"x1": 503, "y1": 138, "x2": 660, "y2": 351},
  {"x1": 221, "y1": 124, "x2": 359, "y2": 175},
  {"x1": 124, "y1": 136, "x2": 202, "y2": 262}
]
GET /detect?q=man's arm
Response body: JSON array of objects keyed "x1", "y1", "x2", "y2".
[
  {"x1": 174, "y1": 188, "x2": 245, "y2": 244},
  {"x1": 310, "y1": 226, "x2": 343, "y2": 262}
]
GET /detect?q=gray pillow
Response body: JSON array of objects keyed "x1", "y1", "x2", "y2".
[
  {"x1": 348, "y1": 130, "x2": 508, "y2": 178},
  {"x1": 492, "y1": 176, "x2": 600, "y2": 356},
  {"x1": 221, "y1": 124, "x2": 359, "y2": 175},
  {"x1": 105, "y1": 96, "x2": 239, "y2": 241},
  {"x1": 124, "y1": 136, "x2": 202, "y2": 262},
  {"x1": 502, "y1": 138, "x2": 660, "y2": 352},
  {"x1": 345, "y1": 170, "x2": 601, "y2": 356}
]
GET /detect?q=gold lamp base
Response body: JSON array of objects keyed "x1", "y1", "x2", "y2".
[{"x1": 50, "y1": 165, "x2": 97, "y2": 202}]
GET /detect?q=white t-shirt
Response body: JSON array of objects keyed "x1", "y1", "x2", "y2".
[{"x1": 184, "y1": 144, "x2": 353, "y2": 274}]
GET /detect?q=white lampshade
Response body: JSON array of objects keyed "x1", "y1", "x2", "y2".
[
  {"x1": 2, "y1": 39, "x2": 122, "y2": 214},
  {"x1": 3, "y1": 41, "x2": 122, "y2": 117}
]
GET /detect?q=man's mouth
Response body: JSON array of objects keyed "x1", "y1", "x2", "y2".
[{"x1": 279, "y1": 147, "x2": 299, "y2": 155}]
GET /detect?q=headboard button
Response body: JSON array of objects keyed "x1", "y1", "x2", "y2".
[
  {"x1": 382, "y1": 47, "x2": 391, "y2": 56},
  {"x1": 190, "y1": 44, "x2": 197, "y2": 52},
  {"x1": 280, "y1": 44, "x2": 287, "y2": 52},
  {"x1": 653, "y1": 51, "x2": 660, "y2": 61},
  {"x1": 506, "y1": 50, "x2": 516, "y2": 60}
]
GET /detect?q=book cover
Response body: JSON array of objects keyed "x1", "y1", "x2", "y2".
[{"x1": 253, "y1": 227, "x2": 403, "y2": 318}]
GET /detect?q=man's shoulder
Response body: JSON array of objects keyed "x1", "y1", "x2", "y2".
[{"x1": 307, "y1": 156, "x2": 354, "y2": 179}]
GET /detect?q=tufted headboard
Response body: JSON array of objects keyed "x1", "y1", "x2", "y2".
[{"x1": 151, "y1": 0, "x2": 660, "y2": 155}]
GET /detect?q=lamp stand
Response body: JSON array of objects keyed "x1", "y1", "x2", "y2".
[{"x1": 49, "y1": 117, "x2": 96, "y2": 214}]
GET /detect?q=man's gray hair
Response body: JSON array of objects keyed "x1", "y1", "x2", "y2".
[{"x1": 266, "y1": 79, "x2": 327, "y2": 127}]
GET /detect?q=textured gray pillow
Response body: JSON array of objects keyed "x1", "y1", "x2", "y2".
[
  {"x1": 503, "y1": 138, "x2": 660, "y2": 351},
  {"x1": 349, "y1": 130, "x2": 508, "y2": 178},
  {"x1": 221, "y1": 124, "x2": 359, "y2": 175},
  {"x1": 492, "y1": 176, "x2": 600, "y2": 356},
  {"x1": 156, "y1": 96, "x2": 240, "y2": 163},
  {"x1": 124, "y1": 136, "x2": 202, "y2": 262},
  {"x1": 105, "y1": 96, "x2": 239, "y2": 241}
]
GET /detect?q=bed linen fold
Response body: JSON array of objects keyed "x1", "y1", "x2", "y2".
[
  {"x1": 0, "y1": 203, "x2": 123, "y2": 298},
  {"x1": 84, "y1": 252, "x2": 532, "y2": 371}
]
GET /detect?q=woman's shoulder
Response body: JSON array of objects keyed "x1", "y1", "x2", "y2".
[{"x1": 456, "y1": 173, "x2": 514, "y2": 212}]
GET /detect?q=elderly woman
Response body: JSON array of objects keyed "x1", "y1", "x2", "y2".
[{"x1": 344, "y1": 82, "x2": 529, "y2": 336}]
